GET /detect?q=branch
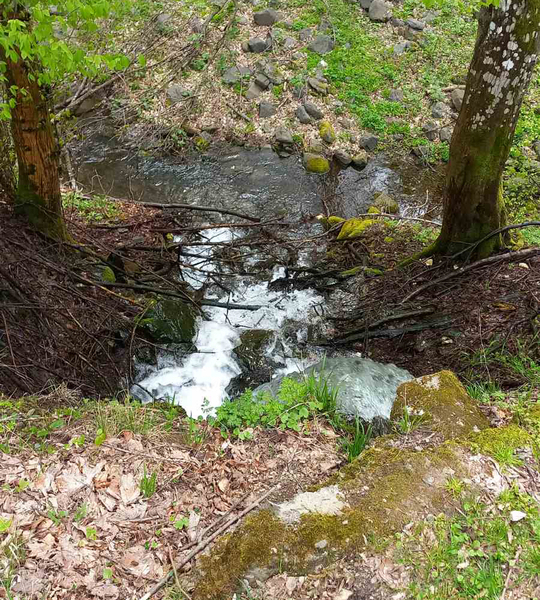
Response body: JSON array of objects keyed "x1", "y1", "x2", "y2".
[
  {"x1": 137, "y1": 201, "x2": 260, "y2": 223},
  {"x1": 402, "y1": 248, "x2": 540, "y2": 304},
  {"x1": 138, "y1": 485, "x2": 279, "y2": 600}
]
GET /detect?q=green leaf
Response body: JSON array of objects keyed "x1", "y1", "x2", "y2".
[
  {"x1": 94, "y1": 428, "x2": 106, "y2": 446},
  {"x1": 103, "y1": 567, "x2": 113, "y2": 580},
  {"x1": 137, "y1": 55, "x2": 147, "y2": 67}
]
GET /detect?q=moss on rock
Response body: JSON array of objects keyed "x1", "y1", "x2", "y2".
[
  {"x1": 304, "y1": 153, "x2": 330, "y2": 174},
  {"x1": 467, "y1": 424, "x2": 532, "y2": 457},
  {"x1": 372, "y1": 192, "x2": 399, "y2": 214},
  {"x1": 337, "y1": 218, "x2": 376, "y2": 240},
  {"x1": 391, "y1": 371, "x2": 490, "y2": 440},
  {"x1": 140, "y1": 298, "x2": 198, "y2": 344},
  {"x1": 319, "y1": 120, "x2": 336, "y2": 144}
]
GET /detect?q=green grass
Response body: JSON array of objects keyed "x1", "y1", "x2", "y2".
[
  {"x1": 341, "y1": 418, "x2": 373, "y2": 462},
  {"x1": 62, "y1": 191, "x2": 122, "y2": 223},
  {"x1": 397, "y1": 487, "x2": 540, "y2": 600}
]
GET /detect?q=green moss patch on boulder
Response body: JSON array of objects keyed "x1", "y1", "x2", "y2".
[
  {"x1": 391, "y1": 371, "x2": 490, "y2": 440},
  {"x1": 319, "y1": 120, "x2": 336, "y2": 144},
  {"x1": 336, "y1": 218, "x2": 376, "y2": 240},
  {"x1": 372, "y1": 192, "x2": 399, "y2": 214},
  {"x1": 467, "y1": 424, "x2": 532, "y2": 458},
  {"x1": 140, "y1": 298, "x2": 198, "y2": 344},
  {"x1": 304, "y1": 153, "x2": 330, "y2": 173}
]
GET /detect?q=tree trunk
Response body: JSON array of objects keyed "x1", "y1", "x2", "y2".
[
  {"x1": 0, "y1": 36, "x2": 67, "y2": 240},
  {"x1": 436, "y1": 0, "x2": 540, "y2": 258}
]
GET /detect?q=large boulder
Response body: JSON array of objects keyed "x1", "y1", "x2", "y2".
[
  {"x1": 254, "y1": 357, "x2": 413, "y2": 422},
  {"x1": 140, "y1": 299, "x2": 198, "y2": 344}
]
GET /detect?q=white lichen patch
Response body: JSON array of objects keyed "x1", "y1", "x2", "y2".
[
  {"x1": 422, "y1": 374, "x2": 441, "y2": 390},
  {"x1": 275, "y1": 486, "x2": 348, "y2": 524}
]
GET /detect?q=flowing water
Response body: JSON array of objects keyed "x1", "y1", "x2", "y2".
[{"x1": 73, "y1": 128, "x2": 444, "y2": 417}]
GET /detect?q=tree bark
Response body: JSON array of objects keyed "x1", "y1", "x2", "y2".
[
  {"x1": 0, "y1": 13, "x2": 67, "y2": 240},
  {"x1": 436, "y1": 0, "x2": 540, "y2": 258}
]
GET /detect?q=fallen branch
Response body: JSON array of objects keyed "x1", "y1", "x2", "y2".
[
  {"x1": 137, "y1": 201, "x2": 260, "y2": 223},
  {"x1": 402, "y1": 248, "x2": 540, "y2": 304},
  {"x1": 139, "y1": 485, "x2": 279, "y2": 600}
]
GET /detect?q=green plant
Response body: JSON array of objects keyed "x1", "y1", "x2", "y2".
[
  {"x1": 62, "y1": 192, "x2": 122, "y2": 223},
  {"x1": 140, "y1": 464, "x2": 158, "y2": 498},
  {"x1": 74, "y1": 503, "x2": 88, "y2": 524},
  {"x1": 396, "y1": 404, "x2": 425, "y2": 434},
  {"x1": 444, "y1": 477, "x2": 465, "y2": 498},
  {"x1": 341, "y1": 418, "x2": 373, "y2": 462},
  {"x1": 48, "y1": 507, "x2": 68, "y2": 526}
]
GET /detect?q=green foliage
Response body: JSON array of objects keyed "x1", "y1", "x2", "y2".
[
  {"x1": 0, "y1": 0, "x2": 137, "y2": 119},
  {"x1": 397, "y1": 487, "x2": 540, "y2": 599},
  {"x1": 140, "y1": 464, "x2": 158, "y2": 498},
  {"x1": 396, "y1": 403, "x2": 426, "y2": 434},
  {"x1": 341, "y1": 418, "x2": 373, "y2": 462},
  {"x1": 62, "y1": 191, "x2": 121, "y2": 222}
]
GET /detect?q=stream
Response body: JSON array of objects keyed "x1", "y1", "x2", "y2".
[{"x1": 73, "y1": 129, "x2": 444, "y2": 418}]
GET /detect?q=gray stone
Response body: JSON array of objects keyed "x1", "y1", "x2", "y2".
[
  {"x1": 254, "y1": 9, "x2": 282, "y2": 26},
  {"x1": 359, "y1": 135, "x2": 378, "y2": 151},
  {"x1": 296, "y1": 105, "x2": 312, "y2": 124},
  {"x1": 156, "y1": 13, "x2": 171, "y2": 25},
  {"x1": 339, "y1": 117, "x2": 353, "y2": 128},
  {"x1": 293, "y1": 85, "x2": 308, "y2": 99},
  {"x1": 246, "y1": 82, "x2": 263, "y2": 100},
  {"x1": 390, "y1": 17, "x2": 405, "y2": 27},
  {"x1": 255, "y1": 357, "x2": 413, "y2": 421},
  {"x1": 142, "y1": 299, "x2": 198, "y2": 345},
  {"x1": 359, "y1": 0, "x2": 373, "y2": 8},
  {"x1": 275, "y1": 127, "x2": 294, "y2": 145},
  {"x1": 222, "y1": 65, "x2": 252, "y2": 84},
  {"x1": 389, "y1": 88, "x2": 404, "y2": 102},
  {"x1": 254, "y1": 73, "x2": 271, "y2": 89},
  {"x1": 369, "y1": 0, "x2": 392, "y2": 22},
  {"x1": 283, "y1": 36, "x2": 297, "y2": 50},
  {"x1": 440, "y1": 126, "x2": 453, "y2": 143},
  {"x1": 255, "y1": 60, "x2": 283, "y2": 84},
  {"x1": 431, "y1": 101, "x2": 449, "y2": 119},
  {"x1": 406, "y1": 18, "x2": 425, "y2": 30},
  {"x1": 308, "y1": 77, "x2": 328, "y2": 95},
  {"x1": 423, "y1": 10, "x2": 439, "y2": 23},
  {"x1": 241, "y1": 41, "x2": 250, "y2": 52},
  {"x1": 334, "y1": 149, "x2": 352, "y2": 166},
  {"x1": 393, "y1": 41, "x2": 412, "y2": 56},
  {"x1": 248, "y1": 37, "x2": 270, "y2": 53},
  {"x1": 259, "y1": 101, "x2": 278, "y2": 119},
  {"x1": 318, "y1": 20, "x2": 332, "y2": 33},
  {"x1": 423, "y1": 122, "x2": 438, "y2": 141},
  {"x1": 166, "y1": 84, "x2": 191, "y2": 104},
  {"x1": 304, "y1": 101, "x2": 324, "y2": 120},
  {"x1": 308, "y1": 34, "x2": 335, "y2": 54},
  {"x1": 276, "y1": 486, "x2": 347, "y2": 524},
  {"x1": 298, "y1": 27, "x2": 313, "y2": 41},
  {"x1": 451, "y1": 88, "x2": 465, "y2": 111}
]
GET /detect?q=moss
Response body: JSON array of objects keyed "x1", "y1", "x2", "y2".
[
  {"x1": 194, "y1": 510, "x2": 290, "y2": 600},
  {"x1": 373, "y1": 192, "x2": 399, "y2": 214},
  {"x1": 384, "y1": 236, "x2": 394, "y2": 243},
  {"x1": 365, "y1": 267, "x2": 383, "y2": 276},
  {"x1": 327, "y1": 215, "x2": 346, "y2": 226},
  {"x1": 467, "y1": 424, "x2": 532, "y2": 457},
  {"x1": 101, "y1": 266, "x2": 116, "y2": 283},
  {"x1": 340, "y1": 266, "x2": 362, "y2": 277},
  {"x1": 319, "y1": 120, "x2": 336, "y2": 144},
  {"x1": 368, "y1": 206, "x2": 380, "y2": 214},
  {"x1": 526, "y1": 403, "x2": 540, "y2": 421},
  {"x1": 194, "y1": 136, "x2": 210, "y2": 151},
  {"x1": 304, "y1": 153, "x2": 330, "y2": 174},
  {"x1": 337, "y1": 218, "x2": 376, "y2": 240},
  {"x1": 391, "y1": 371, "x2": 489, "y2": 440}
]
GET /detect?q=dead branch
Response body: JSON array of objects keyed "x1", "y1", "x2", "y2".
[{"x1": 137, "y1": 201, "x2": 260, "y2": 222}]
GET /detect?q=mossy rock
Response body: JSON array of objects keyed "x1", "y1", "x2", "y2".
[
  {"x1": 337, "y1": 218, "x2": 376, "y2": 240},
  {"x1": 140, "y1": 299, "x2": 198, "y2": 344},
  {"x1": 467, "y1": 424, "x2": 532, "y2": 458},
  {"x1": 233, "y1": 329, "x2": 275, "y2": 371},
  {"x1": 391, "y1": 371, "x2": 490, "y2": 440},
  {"x1": 304, "y1": 153, "x2": 330, "y2": 174},
  {"x1": 319, "y1": 120, "x2": 336, "y2": 144},
  {"x1": 101, "y1": 266, "x2": 116, "y2": 283},
  {"x1": 372, "y1": 192, "x2": 399, "y2": 214}
]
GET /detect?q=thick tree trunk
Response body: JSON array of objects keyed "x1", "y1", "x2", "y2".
[
  {"x1": 436, "y1": 0, "x2": 540, "y2": 258},
  {"x1": 0, "y1": 34, "x2": 67, "y2": 240}
]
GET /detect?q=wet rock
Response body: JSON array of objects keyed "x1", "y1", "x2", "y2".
[
  {"x1": 423, "y1": 122, "x2": 439, "y2": 141},
  {"x1": 166, "y1": 85, "x2": 191, "y2": 104},
  {"x1": 246, "y1": 82, "x2": 263, "y2": 100},
  {"x1": 451, "y1": 88, "x2": 465, "y2": 111},
  {"x1": 389, "y1": 88, "x2": 404, "y2": 102},
  {"x1": 319, "y1": 120, "x2": 336, "y2": 144},
  {"x1": 359, "y1": 135, "x2": 378, "y2": 151},
  {"x1": 275, "y1": 126, "x2": 294, "y2": 145},
  {"x1": 440, "y1": 126, "x2": 453, "y2": 143},
  {"x1": 369, "y1": 0, "x2": 392, "y2": 22},
  {"x1": 308, "y1": 34, "x2": 335, "y2": 54},
  {"x1": 393, "y1": 41, "x2": 412, "y2": 56},
  {"x1": 303, "y1": 153, "x2": 330, "y2": 174},
  {"x1": 334, "y1": 149, "x2": 352, "y2": 166},
  {"x1": 234, "y1": 329, "x2": 276, "y2": 371},
  {"x1": 406, "y1": 18, "x2": 425, "y2": 30},
  {"x1": 259, "y1": 101, "x2": 278, "y2": 118},
  {"x1": 308, "y1": 77, "x2": 329, "y2": 95},
  {"x1": 373, "y1": 191, "x2": 399, "y2": 214},
  {"x1": 255, "y1": 357, "x2": 412, "y2": 421},
  {"x1": 351, "y1": 151, "x2": 368, "y2": 170},
  {"x1": 431, "y1": 101, "x2": 449, "y2": 119},
  {"x1": 304, "y1": 101, "x2": 324, "y2": 120},
  {"x1": 222, "y1": 65, "x2": 252, "y2": 84},
  {"x1": 254, "y1": 9, "x2": 282, "y2": 26},
  {"x1": 141, "y1": 299, "x2": 198, "y2": 345},
  {"x1": 296, "y1": 105, "x2": 312, "y2": 124},
  {"x1": 248, "y1": 37, "x2": 271, "y2": 53}
]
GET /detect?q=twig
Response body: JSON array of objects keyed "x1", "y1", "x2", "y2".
[
  {"x1": 137, "y1": 201, "x2": 260, "y2": 223},
  {"x1": 402, "y1": 248, "x2": 540, "y2": 304},
  {"x1": 168, "y1": 547, "x2": 191, "y2": 599},
  {"x1": 224, "y1": 100, "x2": 251, "y2": 123},
  {"x1": 138, "y1": 485, "x2": 279, "y2": 600}
]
